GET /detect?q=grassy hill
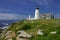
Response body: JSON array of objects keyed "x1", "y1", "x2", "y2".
[{"x1": 1, "y1": 19, "x2": 60, "y2": 40}]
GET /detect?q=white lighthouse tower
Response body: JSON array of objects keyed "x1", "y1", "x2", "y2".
[{"x1": 35, "y1": 6, "x2": 40, "y2": 19}]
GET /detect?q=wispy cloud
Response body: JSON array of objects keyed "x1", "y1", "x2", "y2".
[
  {"x1": 0, "y1": 8, "x2": 28, "y2": 20},
  {"x1": 31, "y1": 0, "x2": 48, "y2": 6},
  {"x1": 0, "y1": 13, "x2": 26, "y2": 20},
  {"x1": 0, "y1": 8, "x2": 15, "y2": 13},
  {"x1": 32, "y1": 0, "x2": 47, "y2": 6}
]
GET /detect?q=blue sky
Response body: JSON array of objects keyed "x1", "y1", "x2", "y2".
[{"x1": 0, "y1": 0, "x2": 60, "y2": 20}]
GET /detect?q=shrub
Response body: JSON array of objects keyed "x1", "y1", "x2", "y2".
[
  {"x1": 12, "y1": 37, "x2": 16, "y2": 40},
  {"x1": 20, "y1": 24, "x2": 31, "y2": 30}
]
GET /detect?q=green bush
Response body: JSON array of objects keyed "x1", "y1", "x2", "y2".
[
  {"x1": 20, "y1": 24, "x2": 31, "y2": 30},
  {"x1": 12, "y1": 37, "x2": 16, "y2": 40}
]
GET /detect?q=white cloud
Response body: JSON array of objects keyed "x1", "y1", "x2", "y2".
[
  {"x1": 0, "y1": 13, "x2": 26, "y2": 20},
  {"x1": 31, "y1": 0, "x2": 49, "y2": 6}
]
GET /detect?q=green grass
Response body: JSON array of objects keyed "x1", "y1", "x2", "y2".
[{"x1": 1, "y1": 19, "x2": 60, "y2": 40}]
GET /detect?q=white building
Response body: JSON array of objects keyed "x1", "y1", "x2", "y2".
[
  {"x1": 35, "y1": 7, "x2": 40, "y2": 19},
  {"x1": 27, "y1": 6, "x2": 54, "y2": 20}
]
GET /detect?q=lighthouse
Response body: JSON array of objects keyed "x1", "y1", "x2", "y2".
[
  {"x1": 35, "y1": 6, "x2": 40, "y2": 19},
  {"x1": 27, "y1": 6, "x2": 53, "y2": 20}
]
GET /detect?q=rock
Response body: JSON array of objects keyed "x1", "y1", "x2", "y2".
[
  {"x1": 5, "y1": 31, "x2": 16, "y2": 39},
  {"x1": 16, "y1": 37, "x2": 28, "y2": 40},
  {"x1": 50, "y1": 31, "x2": 57, "y2": 34},
  {"x1": 1, "y1": 34, "x2": 4, "y2": 38},
  {"x1": 6, "y1": 38, "x2": 12, "y2": 40},
  {"x1": 16, "y1": 28, "x2": 18, "y2": 29},
  {"x1": 17, "y1": 31, "x2": 32, "y2": 38},
  {"x1": 37, "y1": 30, "x2": 43, "y2": 35},
  {"x1": 38, "y1": 29, "x2": 43, "y2": 32},
  {"x1": 16, "y1": 30, "x2": 32, "y2": 40}
]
